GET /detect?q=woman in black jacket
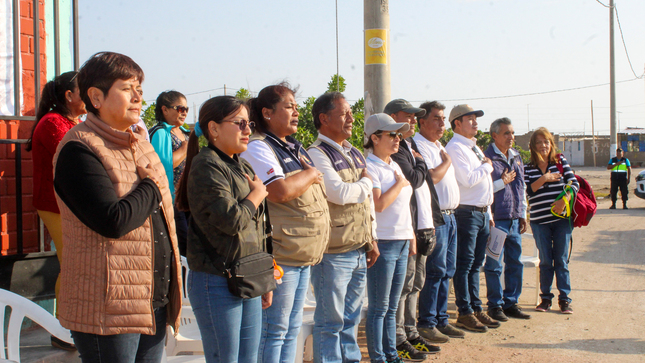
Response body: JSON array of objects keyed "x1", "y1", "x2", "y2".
[{"x1": 175, "y1": 96, "x2": 272, "y2": 362}]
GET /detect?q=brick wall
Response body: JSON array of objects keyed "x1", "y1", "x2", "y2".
[{"x1": 0, "y1": 0, "x2": 47, "y2": 255}]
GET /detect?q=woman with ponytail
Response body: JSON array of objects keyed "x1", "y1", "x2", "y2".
[
  {"x1": 149, "y1": 90, "x2": 190, "y2": 256},
  {"x1": 27, "y1": 71, "x2": 85, "y2": 351},
  {"x1": 176, "y1": 96, "x2": 273, "y2": 362}
]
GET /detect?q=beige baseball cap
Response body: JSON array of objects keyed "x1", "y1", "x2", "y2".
[
  {"x1": 364, "y1": 113, "x2": 410, "y2": 137},
  {"x1": 449, "y1": 104, "x2": 484, "y2": 122}
]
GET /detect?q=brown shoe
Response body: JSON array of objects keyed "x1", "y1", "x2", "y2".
[
  {"x1": 474, "y1": 311, "x2": 501, "y2": 329},
  {"x1": 455, "y1": 313, "x2": 488, "y2": 333}
]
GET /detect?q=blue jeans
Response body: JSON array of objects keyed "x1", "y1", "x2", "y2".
[
  {"x1": 71, "y1": 306, "x2": 166, "y2": 363},
  {"x1": 484, "y1": 219, "x2": 524, "y2": 309},
  {"x1": 260, "y1": 265, "x2": 310, "y2": 363},
  {"x1": 454, "y1": 209, "x2": 490, "y2": 315},
  {"x1": 188, "y1": 270, "x2": 262, "y2": 363},
  {"x1": 311, "y1": 249, "x2": 366, "y2": 363},
  {"x1": 530, "y1": 219, "x2": 572, "y2": 303},
  {"x1": 366, "y1": 240, "x2": 409, "y2": 363},
  {"x1": 418, "y1": 213, "x2": 457, "y2": 328}
]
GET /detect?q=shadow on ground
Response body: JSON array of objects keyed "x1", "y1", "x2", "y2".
[{"x1": 496, "y1": 338, "x2": 645, "y2": 355}]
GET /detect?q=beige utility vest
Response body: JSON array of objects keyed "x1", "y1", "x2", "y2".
[
  {"x1": 248, "y1": 133, "x2": 330, "y2": 266},
  {"x1": 308, "y1": 139, "x2": 373, "y2": 254}
]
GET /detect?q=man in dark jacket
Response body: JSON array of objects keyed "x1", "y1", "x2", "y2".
[
  {"x1": 386, "y1": 99, "x2": 444, "y2": 358},
  {"x1": 482, "y1": 117, "x2": 531, "y2": 321}
]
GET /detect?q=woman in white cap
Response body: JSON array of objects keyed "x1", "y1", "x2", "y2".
[{"x1": 364, "y1": 113, "x2": 414, "y2": 363}]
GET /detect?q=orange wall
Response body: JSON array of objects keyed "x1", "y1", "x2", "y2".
[{"x1": 0, "y1": 0, "x2": 47, "y2": 255}]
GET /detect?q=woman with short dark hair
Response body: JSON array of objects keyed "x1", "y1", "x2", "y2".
[{"x1": 53, "y1": 52, "x2": 182, "y2": 363}]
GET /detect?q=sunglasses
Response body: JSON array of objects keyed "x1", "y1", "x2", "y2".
[
  {"x1": 376, "y1": 131, "x2": 403, "y2": 140},
  {"x1": 223, "y1": 119, "x2": 255, "y2": 131},
  {"x1": 169, "y1": 105, "x2": 189, "y2": 113}
]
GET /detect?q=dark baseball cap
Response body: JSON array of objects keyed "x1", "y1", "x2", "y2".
[{"x1": 384, "y1": 99, "x2": 426, "y2": 117}]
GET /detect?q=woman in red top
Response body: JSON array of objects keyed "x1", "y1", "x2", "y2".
[{"x1": 26, "y1": 71, "x2": 86, "y2": 350}]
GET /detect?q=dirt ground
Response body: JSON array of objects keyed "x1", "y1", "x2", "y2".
[{"x1": 347, "y1": 167, "x2": 645, "y2": 363}]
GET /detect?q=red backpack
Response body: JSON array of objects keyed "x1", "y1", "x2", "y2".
[{"x1": 555, "y1": 154, "x2": 597, "y2": 228}]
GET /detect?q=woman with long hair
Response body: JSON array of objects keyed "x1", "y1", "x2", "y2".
[
  {"x1": 175, "y1": 96, "x2": 273, "y2": 362},
  {"x1": 524, "y1": 127, "x2": 578, "y2": 314},
  {"x1": 240, "y1": 83, "x2": 330, "y2": 363},
  {"x1": 149, "y1": 90, "x2": 191, "y2": 256},
  {"x1": 363, "y1": 114, "x2": 413, "y2": 363},
  {"x1": 53, "y1": 52, "x2": 182, "y2": 362},
  {"x1": 27, "y1": 70, "x2": 85, "y2": 350}
]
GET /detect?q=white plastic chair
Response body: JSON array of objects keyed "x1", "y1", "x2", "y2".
[
  {"x1": 517, "y1": 233, "x2": 541, "y2": 305},
  {"x1": 166, "y1": 306, "x2": 204, "y2": 357},
  {"x1": 0, "y1": 289, "x2": 73, "y2": 363},
  {"x1": 489, "y1": 233, "x2": 541, "y2": 306},
  {"x1": 180, "y1": 256, "x2": 191, "y2": 306}
]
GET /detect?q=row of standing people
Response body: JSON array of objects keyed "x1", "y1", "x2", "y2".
[{"x1": 27, "y1": 51, "x2": 578, "y2": 363}]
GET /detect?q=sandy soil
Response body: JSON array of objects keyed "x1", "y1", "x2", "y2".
[{"x1": 342, "y1": 167, "x2": 645, "y2": 363}]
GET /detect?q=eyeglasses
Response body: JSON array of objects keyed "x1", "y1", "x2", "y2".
[
  {"x1": 376, "y1": 131, "x2": 403, "y2": 140},
  {"x1": 223, "y1": 119, "x2": 255, "y2": 131},
  {"x1": 169, "y1": 105, "x2": 189, "y2": 113}
]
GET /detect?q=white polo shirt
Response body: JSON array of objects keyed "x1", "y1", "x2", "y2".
[
  {"x1": 366, "y1": 154, "x2": 414, "y2": 241},
  {"x1": 444, "y1": 133, "x2": 494, "y2": 208},
  {"x1": 412, "y1": 133, "x2": 460, "y2": 210},
  {"x1": 240, "y1": 138, "x2": 288, "y2": 185}
]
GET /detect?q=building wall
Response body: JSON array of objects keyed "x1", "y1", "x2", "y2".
[{"x1": 0, "y1": 0, "x2": 47, "y2": 255}]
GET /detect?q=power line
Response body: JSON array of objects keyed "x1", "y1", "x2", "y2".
[
  {"x1": 408, "y1": 77, "x2": 641, "y2": 103},
  {"x1": 595, "y1": 0, "x2": 610, "y2": 8},
  {"x1": 614, "y1": 5, "x2": 644, "y2": 79}
]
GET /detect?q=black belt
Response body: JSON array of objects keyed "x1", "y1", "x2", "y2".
[
  {"x1": 457, "y1": 205, "x2": 488, "y2": 213},
  {"x1": 441, "y1": 209, "x2": 454, "y2": 215}
]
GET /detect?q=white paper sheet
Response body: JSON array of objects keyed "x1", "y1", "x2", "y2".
[{"x1": 486, "y1": 226, "x2": 507, "y2": 260}]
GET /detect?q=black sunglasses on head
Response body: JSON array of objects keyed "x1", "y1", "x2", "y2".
[{"x1": 169, "y1": 105, "x2": 189, "y2": 113}]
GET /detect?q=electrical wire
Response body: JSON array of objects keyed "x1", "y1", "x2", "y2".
[
  {"x1": 614, "y1": 5, "x2": 644, "y2": 79},
  {"x1": 595, "y1": 0, "x2": 610, "y2": 8},
  {"x1": 408, "y1": 77, "x2": 641, "y2": 103}
]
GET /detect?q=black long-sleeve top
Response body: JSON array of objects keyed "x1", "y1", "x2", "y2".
[{"x1": 54, "y1": 141, "x2": 172, "y2": 308}]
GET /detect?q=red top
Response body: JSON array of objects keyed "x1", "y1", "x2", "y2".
[{"x1": 32, "y1": 112, "x2": 77, "y2": 213}]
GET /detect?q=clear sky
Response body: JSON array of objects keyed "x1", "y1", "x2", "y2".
[{"x1": 78, "y1": 0, "x2": 645, "y2": 136}]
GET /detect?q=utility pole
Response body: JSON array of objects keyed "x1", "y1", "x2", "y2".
[
  {"x1": 364, "y1": 0, "x2": 390, "y2": 118},
  {"x1": 609, "y1": 0, "x2": 617, "y2": 158}
]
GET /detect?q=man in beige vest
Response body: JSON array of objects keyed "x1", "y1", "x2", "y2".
[{"x1": 308, "y1": 92, "x2": 378, "y2": 363}]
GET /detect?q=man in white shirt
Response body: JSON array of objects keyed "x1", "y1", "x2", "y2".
[
  {"x1": 444, "y1": 104, "x2": 499, "y2": 333},
  {"x1": 413, "y1": 101, "x2": 465, "y2": 342},
  {"x1": 385, "y1": 99, "x2": 442, "y2": 357},
  {"x1": 307, "y1": 92, "x2": 379, "y2": 363}
]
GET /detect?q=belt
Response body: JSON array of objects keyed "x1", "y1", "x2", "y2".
[
  {"x1": 441, "y1": 209, "x2": 454, "y2": 215},
  {"x1": 457, "y1": 205, "x2": 488, "y2": 213}
]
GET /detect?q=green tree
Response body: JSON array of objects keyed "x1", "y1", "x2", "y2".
[
  {"x1": 141, "y1": 100, "x2": 156, "y2": 129},
  {"x1": 327, "y1": 75, "x2": 346, "y2": 93},
  {"x1": 235, "y1": 88, "x2": 252, "y2": 100},
  {"x1": 438, "y1": 128, "x2": 491, "y2": 151},
  {"x1": 348, "y1": 98, "x2": 365, "y2": 150},
  {"x1": 295, "y1": 96, "x2": 318, "y2": 147}
]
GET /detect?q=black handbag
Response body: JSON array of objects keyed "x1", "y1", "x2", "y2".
[
  {"x1": 415, "y1": 228, "x2": 436, "y2": 256},
  {"x1": 224, "y1": 201, "x2": 276, "y2": 299},
  {"x1": 226, "y1": 252, "x2": 276, "y2": 299}
]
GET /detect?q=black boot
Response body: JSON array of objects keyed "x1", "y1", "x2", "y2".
[
  {"x1": 623, "y1": 202, "x2": 628, "y2": 210},
  {"x1": 610, "y1": 203, "x2": 616, "y2": 209}
]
